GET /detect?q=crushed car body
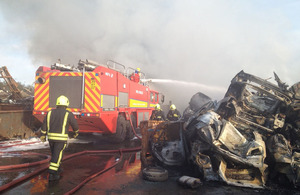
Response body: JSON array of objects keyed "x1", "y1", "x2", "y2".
[
  {"x1": 185, "y1": 109, "x2": 267, "y2": 188},
  {"x1": 143, "y1": 70, "x2": 300, "y2": 190}
]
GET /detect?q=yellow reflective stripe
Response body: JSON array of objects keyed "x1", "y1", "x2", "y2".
[
  {"x1": 49, "y1": 166, "x2": 58, "y2": 171},
  {"x1": 48, "y1": 136, "x2": 68, "y2": 141},
  {"x1": 48, "y1": 132, "x2": 68, "y2": 140},
  {"x1": 46, "y1": 111, "x2": 69, "y2": 140},
  {"x1": 57, "y1": 143, "x2": 67, "y2": 165},
  {"x1": 50, "y1": 162, "x2": 59, "y2": 168},
  {"x1": 47, "y1": 111, "x2": 52, "y2": 132},
  {"x1": 48, "y1": 137, "x2": 68, "y2": 141},
  {"x1": 62, "y1": 112, "x2": 69, "y2": 135},
  {"x1": 48, "y1": 133, "x2": 68, "y2": 137},
  {"x1": 41, "y1": 130, "x2": 47, "y2": 134},
  {"x1": 49, "y1": 143, "x2": 67, "y2": 171}
]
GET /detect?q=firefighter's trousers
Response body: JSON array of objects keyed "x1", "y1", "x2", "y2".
[{"x1": 48, "y1": 141, "x2": 67, "y2": 174}]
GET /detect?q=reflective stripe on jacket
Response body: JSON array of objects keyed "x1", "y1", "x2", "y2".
[
  {"x1": 47, "y1": 110, "x2": 69, "y2": 141},
  {"x1": 41, "y1": 106, "x2": 79, "y2": 142}
]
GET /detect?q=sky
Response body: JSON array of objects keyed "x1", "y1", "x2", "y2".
[{"x1": 0, "y1": 0, "x2": 299, "y2": 111}]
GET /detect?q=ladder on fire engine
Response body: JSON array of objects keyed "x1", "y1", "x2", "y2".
[{"x1": 0, "y1": 66, "x2": 23, "y2": 100}]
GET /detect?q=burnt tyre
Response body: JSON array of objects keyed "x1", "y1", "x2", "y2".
[
  {"x1": 110, "y1": 115, "x2": 127, "y2": 143},
  {"x1": 142, "y1": 166, "x2": 168, "y2": 182},
  {"x1": 189, "y1": 92, "x2": 212, "y2": 112}
]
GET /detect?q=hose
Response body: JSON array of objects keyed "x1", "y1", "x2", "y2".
[
  {"x1": 0, "y1": 141, "x2": 41, "y2": 149},
  {"x1": 0, "y1": 140, "x2": 22, "y2": 145},
  {"x1": 64, "y1": 150, "x2": 124, "y2": 195},
  {"x1": 64, "y1": 147, "x2": 141, "y2": 194},
  {"x1": 0, "y1": 164, "x2": 49, "y2": 193},
  {"x1": 0, "y1": 152, "x2": 50, "y2": 170},
  {"x1": 0, "y1": 113, "x2": 143, "y2": 193},
  {"x1": 0, "y1": 147, "x2": 141, "y2": 194},
  {"x1": 127, "y1": 112, "x2": 142, "y2": 140}
]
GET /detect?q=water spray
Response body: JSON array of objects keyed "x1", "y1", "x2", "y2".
[{"x1": 141, "y1": 78, "x2": 226, "y2": 93}]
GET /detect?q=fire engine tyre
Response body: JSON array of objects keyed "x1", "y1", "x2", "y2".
[
  {"x1": 111, "y1": 115, "x2": 127, "y2": 143},
  {"x1": 142, "y1": 166, "x2": 168, "y2": 182},
  {"x1": 126, "y1": 114, "x2": 137, "y2": 140}
]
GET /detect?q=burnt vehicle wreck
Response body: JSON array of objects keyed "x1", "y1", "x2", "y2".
[{"x1": 144, "y1": 70, "x2": 300, "y2": 189}]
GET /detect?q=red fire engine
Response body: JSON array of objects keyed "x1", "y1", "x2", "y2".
[{"x1": 33, "y1": 60, "x2": 162, "y2": 142}]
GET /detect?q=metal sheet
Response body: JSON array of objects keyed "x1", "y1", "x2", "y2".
[
  {"x1": 0, "y1": 110, "x2": 39, "y2": 139},
  {"x1": 49, "y1": 76, "x2": 83, "y2": 108}
]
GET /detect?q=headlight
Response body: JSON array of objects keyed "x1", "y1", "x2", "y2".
[{"x1": 36, "y1": 77, "x2": 46, "y2": 84}]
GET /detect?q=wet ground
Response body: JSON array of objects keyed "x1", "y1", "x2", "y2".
[{"x1": 1, "y1": 134, "x2": 300, "y2": 194}]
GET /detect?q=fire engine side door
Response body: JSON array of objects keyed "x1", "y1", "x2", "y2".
[{"x1": 84, "y1": 72, "x2": 101, "y2": 112}]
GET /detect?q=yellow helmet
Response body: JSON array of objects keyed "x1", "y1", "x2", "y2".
[
  {"x1": 56, "y1": 95, "x2": 69, "y2": 107},
  {"x1": 155, "y1": 104, "x2": 161, "y2": 110},
  {"x1": 170, "y1": 104, "x2": 176, "y2": 110},
  {"x1": 137, "y1": 68, "x2": 141, "y2": 72}
]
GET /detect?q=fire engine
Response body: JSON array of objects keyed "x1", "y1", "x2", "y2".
[{"x1": 33, "y1": 60, "x2": 162, "y2": 142}]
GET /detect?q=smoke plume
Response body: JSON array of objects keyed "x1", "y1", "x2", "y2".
[{"x1": 0, "y1": 0, "x2": 299, "y2": 111}]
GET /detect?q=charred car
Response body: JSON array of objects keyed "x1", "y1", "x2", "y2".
[
  {"x1": 146, "y1": 70, "x2": 300, "y2": 189},
  {"x1": 183, "y1": 70, "x2": 300, "y2": 189}
]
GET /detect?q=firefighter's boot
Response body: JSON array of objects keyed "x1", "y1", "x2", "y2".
[
  {"x1": 58, "y1": 167, "x2": 63, "y2": 174},
  {"x1": 49, "y1": 173, "x2": 60, "y2": 182}
]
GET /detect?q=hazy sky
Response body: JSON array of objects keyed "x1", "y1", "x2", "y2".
[{"x1": 0, "y1": 0, "x2": 299, "y2": 111}]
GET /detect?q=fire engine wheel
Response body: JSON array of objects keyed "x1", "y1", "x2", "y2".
[
  {"x1": 142, "y1": 166, "x2": 168, "y2": 182},
  {"x1": 111, "y1": 115, "x2": 127, "y2": 143},
  {"x1": 126, "y1": 114, "x2": 137, "y2": 140}
]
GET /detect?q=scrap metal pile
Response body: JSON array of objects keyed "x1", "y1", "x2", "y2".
[
  {"x1": 0, "y1": 66, "x2": 36, "y2": 140},
  {"x1": 147, "y1": 70, "x2": 300, "y2": 189},
  {"x1": 0, "y1": 66, "x2": 33, "y2": 107}
]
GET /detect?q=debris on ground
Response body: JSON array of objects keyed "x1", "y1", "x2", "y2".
[{"x1": 142, "y1": 70, "x2": 300, "y2": 190}]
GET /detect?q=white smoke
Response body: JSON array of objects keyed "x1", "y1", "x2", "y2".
[{"x1": 0, "y1": 0, "x2": 300, "y2": 111}]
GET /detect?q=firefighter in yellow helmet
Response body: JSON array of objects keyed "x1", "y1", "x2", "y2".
[
  {"x1": 167, "y1": 104, "x2": 181, "y2": 121},
  {"x1": 150, "y1": 104, "x2": 166, "y2": 121},
  {"x1": 40, "y1": 95, "x2": 79, "y2": 182}
]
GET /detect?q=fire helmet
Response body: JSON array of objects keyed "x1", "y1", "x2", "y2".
[
  {"x1": 56, "y1": 95, "x2": 69, "y2": 107},
  {"x1": 155, "y1": 104, "x2": 161, "y2": 110},
  {"x1": 170, "y1": 104, "x2": 176, "y2": 110}
]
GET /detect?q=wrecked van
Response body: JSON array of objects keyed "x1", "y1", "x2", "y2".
[{"x1": 144, "y1": 70, "x2": 300, "y2": 189}]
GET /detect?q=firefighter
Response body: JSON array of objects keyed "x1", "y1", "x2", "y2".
[
  {"x1": 167, "y1": 104, "x2": 181, "y2": 121},
  {"x1": 40, "y1": 95, "x2": 79, "y2": 181},
  {"x1": 130, "y1": 68, "x2": 141, "y2": 83},
  {"x1": 150, "y1": 104, "x2": 166, "y2": 121}
]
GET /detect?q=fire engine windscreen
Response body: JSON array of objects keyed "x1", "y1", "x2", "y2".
[{"x1": 49, "y1": 76, "x2": 83, "y2": 108}]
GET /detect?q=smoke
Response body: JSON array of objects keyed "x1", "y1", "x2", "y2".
[
  {"x1": 0, "y1": 0, "x2": 299, "y2": 111},
  {"x1": 148, "y1": 79, "x2": 226, "y2": 111}
]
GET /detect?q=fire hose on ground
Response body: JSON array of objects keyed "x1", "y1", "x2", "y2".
[
  {"x1": 127, "y1": 111, "x2": 142, "y2": 140},
  {"x1": 0, "y1": 117, "x2": 142, "y2": 194},
  {"x1": 0, "y1": 140, "x2": 22, "y2": 145},
  {"x1": 0, "y1": 141, "x2": 42, "y2": 149},
  {"x1": 0, "y1": 152, "x2": 50, "y2": 170},
  {"x1": 0, "y1": 148, "x2": 141, "y2": 193}
]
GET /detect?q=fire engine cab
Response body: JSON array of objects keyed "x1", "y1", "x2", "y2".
[{"x1": 33, "y1": 60, "x2": 162, "y2": 142}]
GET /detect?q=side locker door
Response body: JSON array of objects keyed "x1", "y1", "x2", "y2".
[{"x1": 84, "y1": 72, "x2": 101, "y2": 112}]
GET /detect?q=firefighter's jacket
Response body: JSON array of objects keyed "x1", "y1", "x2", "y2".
[
  {"x1": 130, "y1": 73, "x2": 140, "y2": 83},
  {"x1": 150, "y1": 110, "x2": 166, "y2": 121},
  {"x1": 167, "y1": 109, "x2": 181, "y2": 121},
  {"x1": 41, "y1": 106, "x2": 79, "y2": 142}
]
